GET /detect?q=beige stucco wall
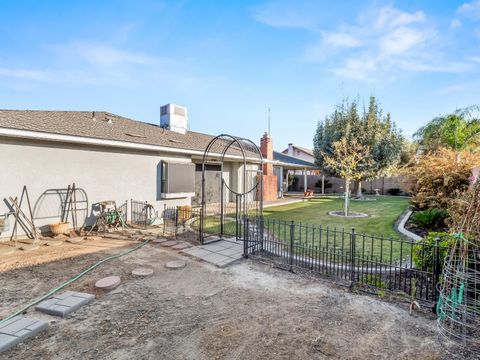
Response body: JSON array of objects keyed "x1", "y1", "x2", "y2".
[{"x1": 0, "y1": 137, "x2": 195, "y2": 239}]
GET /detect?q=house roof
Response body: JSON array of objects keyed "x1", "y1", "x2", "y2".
[
  {"x1": 273, "y1": 151, "x2": 317, "y2": 169},
  {"x1": 282, "y1": 144, "x2": 314, "y2": 156},
  {"x1": 0, "y1": 110, "x2": 258, "y2": 159}
]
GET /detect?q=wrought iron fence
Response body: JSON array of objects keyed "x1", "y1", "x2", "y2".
[
  {"x1": 130, "y1": 200, "x2": 148, "y2": 227},
  {"x1": 162, "y1": 206, "x2": 201, "y2": 240},
  {"x1": 244, "y1": 216, "x2": 446, "y2": 304}
]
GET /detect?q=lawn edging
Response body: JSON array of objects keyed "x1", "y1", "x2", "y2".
[{"x1": 397, "y1": 210, "x2": 422, "y2": 242}]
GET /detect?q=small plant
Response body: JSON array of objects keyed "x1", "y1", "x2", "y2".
[
  {"x1": 409, "y1": 278, "x2": 421, "y2": 315},
  {"x1": 363, "y1": 274, "x2": 386, "y2": 289},
  {"x1": 411, "y1": 208, "x2": 448, "y2": 230},
  {"x1": 412, "y1": 232, "x2": 455, "y2": 272},
  {"x1": 387, "y1": 188, "x2": 402, "y2": 196}
]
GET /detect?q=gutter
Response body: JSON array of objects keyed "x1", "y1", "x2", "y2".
[{"x1": 0, "y1": 127, "x2": 261, "y2": 163}]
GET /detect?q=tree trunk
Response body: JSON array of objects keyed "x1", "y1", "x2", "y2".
[
  {"x1": 344, "y1": 179, "x2": 350, "y2": 216},
  {"x1": 356, "y1": 180, "x2": 363, "y2": 198}
]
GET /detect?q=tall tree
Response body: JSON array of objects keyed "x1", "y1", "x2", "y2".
[
  {"x1": 413, "y1": 106, "x2": 480, "y2": 153},
  {"x1": 314, "y1": 97, "x2": 404, "y2": 197},
  {"x1": 321, "y1": 138, "x2": 372, "y2": 215}
]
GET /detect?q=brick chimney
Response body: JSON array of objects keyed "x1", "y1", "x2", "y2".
[
  {"x1": 260, "y1": 132, "x2": 274, "y2": 176},
  {"x1": 257, "y1": 132, "x2": 277, "y2": 201},
  {"x1": 260, "y1": 132, "x2": 273, "y2": 160}
]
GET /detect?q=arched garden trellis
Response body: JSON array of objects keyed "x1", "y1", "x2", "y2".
[{"x1": 200, "y1": 134, "x2": 263, "y2": 252}]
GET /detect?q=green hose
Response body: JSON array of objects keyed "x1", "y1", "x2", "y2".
[{"x1": 0, "y1": 239, "x2": 150, "y2": 325}]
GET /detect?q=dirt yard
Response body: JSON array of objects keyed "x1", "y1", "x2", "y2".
[{"x1": 0, "y1": 237, "x2": 450, "y2": 359}]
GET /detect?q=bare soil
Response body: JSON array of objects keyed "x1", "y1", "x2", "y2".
[{"x1": 0, "y1": 236, "x2": 451, "y2": 359}]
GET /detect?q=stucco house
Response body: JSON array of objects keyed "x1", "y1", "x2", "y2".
[{"x1": 0, "y1": 104, "x2": 265, "y2": 239}]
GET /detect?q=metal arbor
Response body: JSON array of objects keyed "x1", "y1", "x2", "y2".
[{"x1": 200, "y1": 134, "x2": 263, "y2": 248}]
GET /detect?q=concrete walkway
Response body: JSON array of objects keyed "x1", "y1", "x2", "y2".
[{"x1": 182, "y1": 237, "x2": 243, "y2": 267}]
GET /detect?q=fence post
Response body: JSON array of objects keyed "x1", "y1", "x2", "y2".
[
  {"x1": 289, "y1": 220, "x2": 295, "y2": 272},
  {"x1": 433, "y1": 237, "x2": 441, "y2": 302},
  {"x1": 259, "y1": 216, "x2": 264, "y2": 253},
  {"x1": 243, "y1": 217, "x2": 249, "y2": 258},
  {"x1": 350, "y1": 227, "x2": 356, "y2": 287},
  {"x1": 175, "y1": 207, "x2": 179, "y2": 238},
  {"x1": 163, "y1": 204, "x2": 166, "y2": 235}
]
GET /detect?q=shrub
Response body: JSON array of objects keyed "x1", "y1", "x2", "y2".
[
  {"x1": 314, "y1": 178, "x2": 333, "y2": 189},
  {"x1": 387, "y1": 188, "x2": 402, "y2": 196},
  {"x1": 411, "y1": 208, "x2": 448, "y2": 230},
  {"x1": 412, "y1": 232, "x2": 455, "y2": 272},
  {"x1": 406, "y1": 148, "x2": 477, "y2": 210}
]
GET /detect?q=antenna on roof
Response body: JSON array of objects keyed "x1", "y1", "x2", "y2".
[{"x1": 268, "y1": 107, "x2": 271, "y2": 136}]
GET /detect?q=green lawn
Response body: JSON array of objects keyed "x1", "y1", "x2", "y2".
[
  {"x1": 262, "y1": 196, "x2": 411, "y2": 261},
  {"x1": 263, "y1": 196, "x2": 409, "y2": 239}
]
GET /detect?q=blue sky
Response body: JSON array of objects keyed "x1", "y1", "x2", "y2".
[{"x1": 1, "y1": 0, "x2": 480, "y2": 150}]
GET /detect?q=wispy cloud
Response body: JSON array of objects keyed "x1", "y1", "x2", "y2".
[
  {"x1": 62, "y1": 42, "x2": 155, "y2": 66},
  {"x1": 457, "y1": 0, "x2": 480, "y2": 19},
  {"x1": 374, "y1": 7, "x2": 426, "y2": 29},
  {"x1": 435, "y1": 83, "x2": 468, "y2": 95},
  {"x1": 256, "y1": 3, "x2": 477, "y2": 83},
  {"x1": 0, "y1": 67, "x2": 52, "y2": 81},
  {"x1": 252, "y1": 0, "x2": 334, "y2": 30},
  {"x1": 323, "y1": 32, "x2": 362, "y2": 48}
]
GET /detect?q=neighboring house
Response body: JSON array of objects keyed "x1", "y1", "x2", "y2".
[
  {"x1": 0, "y1": 104, "x2": 260, "y2": 239},
  {"x1": 282, "y1": 143, "x2": 315, "y2": 163}
]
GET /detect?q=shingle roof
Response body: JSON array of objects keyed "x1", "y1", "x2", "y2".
[
  {"x1": 0, "y1": 110, "x2": 257, "y2": 158},
  {"x1": 273, "y1": 151, "x2": 317, "y2": 168},
  {"x1": 282, "y1": 144, "x2": 314, "y2": 156}
]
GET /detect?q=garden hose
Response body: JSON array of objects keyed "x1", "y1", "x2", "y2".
[{"x1": 0, "y1": 239, "x2": 150, "y2": 326}]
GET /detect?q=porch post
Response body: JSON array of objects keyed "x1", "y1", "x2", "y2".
[
  {"x1": 279, "y1": 166, "x2": 284, "y2": 198},
  {"x1": 303, "y1": 168, "x2": 307, "y2": 192},
  {"x1": 321, "y1": 174, "x2": 325, "y2": 195}
]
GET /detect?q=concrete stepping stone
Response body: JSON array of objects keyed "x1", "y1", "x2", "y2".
[
  {"x1": 19, "y1": 244, "x2": 39, "y2": 251},
  {"x1": 172, "y1": 243, "x2": 190, "y2": 250},
  {"x1": 160, "y1": 240, "x2": 177, "y2": 247},
  {"x1": 0, "y1": 247, "x2": 16, "y2": 256},
  {"x1": 0, "y1": 316, "x2": 48, "y2": 353},
  {"x1": 152, "y1": 238, "x2": 168, "y2": 244},
  {"x1": 132, "y1": 268, "x2": 154, "y2": 277},
  {"x1": 165, "y1": 260, "x2": 186, "y2": 269},
  {"x1": 35, "y1": 291, "x2": 94, "y2": 318},
  {"x1": 95, "y1": 276, "x2": 121, "y2": 290},
  {"x1": 66, "y1": 236, "x2": 84, "y2": 244},
  {"x1": 44, "y1": 240, "x2": 63, "y2": 247}
]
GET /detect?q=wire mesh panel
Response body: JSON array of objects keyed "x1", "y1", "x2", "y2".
[{"x1": 437, "y1": 238, "x2": 479, "y2": 353}]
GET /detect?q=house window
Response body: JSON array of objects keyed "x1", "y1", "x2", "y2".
[
  {"x1": 160, "y1": 161, "x2": 195, "y2": 198},
  {"x1": 195, "y1": 164, "x2": 221, "y2": 172}
]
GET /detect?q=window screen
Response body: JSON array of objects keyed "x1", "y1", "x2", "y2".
[{"x1": 161, "y1": 162, "x2": 195, "y2": 193}]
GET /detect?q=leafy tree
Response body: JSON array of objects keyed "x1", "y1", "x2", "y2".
[
  {"x1": 321, "y1": 138, "x2": 372, "y2": 215},
  {"x1": 407, "y1": 148, "x2": 477, "y2": 210},
  {"x1": 413, "y1": 106, "x2": 480, "y2": 153},
  {"x1": 314, "y1": 97, "x2": 404, "y2": 197}
]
